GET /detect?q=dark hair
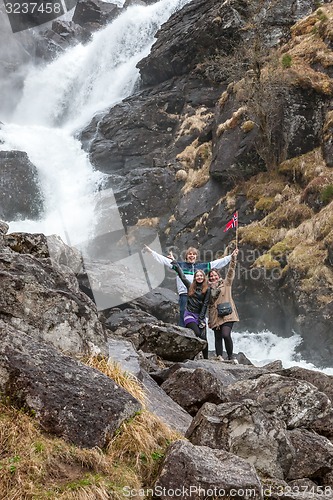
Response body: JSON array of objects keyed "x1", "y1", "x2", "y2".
[{"x1": 188, "y1": 270, "x2": 208, "y2": 296}]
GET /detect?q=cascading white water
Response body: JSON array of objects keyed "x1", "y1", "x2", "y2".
[
  {"x1": 1, "y1": 0, "x2": 331, "y2": 372},
  {"x1": 0, "y1": 0, "x2": 193, "y2": 244}
]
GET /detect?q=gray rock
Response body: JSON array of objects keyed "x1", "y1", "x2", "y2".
[
  {"x1": 0, "y1": 151, "x2": 44, "y2": 221},
  {"x1": 108, "y1": 336, "x2": 142, "y2": 380},
  {"x1": 141, "y1": 370, "x2": 192, "y2": 435},
  {"x1": 287, "y1": 428, "x2": 333, "y2": 481},
  {"x1": 154, "y1": 440, "x2": 263, "y2": 499},
  {"x1": 186, "y1": 399, "x2": 293, "y2": 480},
  {"x1": 0, "y1": 220, "x2": 9, "y2": 234},
  {"x1": 161, "y1": 358, "x2": 266, "y2": 386},
  {"x1": 130, "y1": 286, "x2": 178, "y2": 324},
  {"x1": 73, "y1": 0, "x2": 120, "y2": 28},
  {"x1": 161, "y1": 367, "x2": 228, "y2": 415},
  {"x1": 0, "y1": 251, "x2": 107, "y2": 355},
  {"x1": 106, "y1": 308, "x2": 206, "y2": 361},
  {"x1": 0, "y1": 321, "x2": 141, "y2": 448},
  {"x1": 224, "y1": 373, "x2": 332, "y2": 429},
  {"x1": 278, "y1": 367, "x2": 333, "y2": 438}
]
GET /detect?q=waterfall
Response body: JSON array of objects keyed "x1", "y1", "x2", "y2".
[
  {"x1": 0, "y1": 0, "x2": 192, "y2": 244},
  {"x1": 2, "y1": 0, "x2": 330, "y2": 372}
]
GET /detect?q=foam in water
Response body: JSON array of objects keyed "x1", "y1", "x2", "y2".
[
  {"x1": 1, "y1": 0, "x2": 192, "y2": 243},
  {"x1": 207, "y1": 328, "x2": 333, "y2": 375}
]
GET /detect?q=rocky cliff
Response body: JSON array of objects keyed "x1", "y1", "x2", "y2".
[
  {"x1": 81, "y1": 0, "x2": 333, "y2": 366},
  {"x1": 1, "y1": 225, "x2": 333, "y2": 498},
  {"x1": 1, "y1": 0, "x2": 332, "y2": 365}
]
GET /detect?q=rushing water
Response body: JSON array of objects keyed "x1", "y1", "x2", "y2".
[
  {"x1": 0, "y1": 0, "x2": 331, "y2": 372},
  {"x1": 207, "y1": 328, "x2": 333, "y2": 375},
  {"x1": 0, "y1": 0, "x2": 193, "y2": 245}
]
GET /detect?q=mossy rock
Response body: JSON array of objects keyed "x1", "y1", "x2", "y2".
[
  {"x1": 264, "y1": 201, "x2": 313, "y2": 228},
  {"x1": 270, "y1": 239, "x2": 296, "y2": 257},
  {"x1": 246, "y1": 173, "x2": 286, "y2": 200},
  {"x1": 278, "y1": 149, "x2": 325, "y2": 186},
  {"x1": 239, "y1": 225, "x2": 277, "y2": 249},
  {"x1": 253, "y1": 253, "x2": 281, "y2": 270},
  {"x1": 288, "y1": 243, "x2": 327, "y2": 276},
  {"x1": 255, "y1": 197, "x2": 275, "y2": 212}
]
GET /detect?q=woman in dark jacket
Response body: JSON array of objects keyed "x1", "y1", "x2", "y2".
[
  {"x1": 208, "y1": 248, "x2": 239, "y2": 362},
  {"x1": 171, "y1": 262, "x2": 210, "y2": 359}
]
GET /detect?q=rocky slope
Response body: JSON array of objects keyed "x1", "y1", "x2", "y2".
[
  {"x1": 80, "y1": 0, "x2": 333, "y2": 366},
  {"x1": 1, "y1": 225, "x2": 333, "y2": 498},
  {"x1": 0, "y1": 1, "x2": 332, "y2": 356}
]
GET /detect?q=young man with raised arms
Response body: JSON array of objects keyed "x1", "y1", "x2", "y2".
[{"x1": 143, "y1": 245, "x2": 232, "y2": 327}]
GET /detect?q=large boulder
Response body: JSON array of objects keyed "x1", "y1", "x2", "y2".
[
  {"x1": 72, "y1": 0, "x2": 120, "y2": 28},
  {"x1": 35, "y1": 20, "x2": 92, "y2": 59},
  {"x1": 0, "y1": 151, "x2": 44, "y2": 221},
  {"x1": 154, "y1": 440, "x2": 263, "y2": 500},
  {"x1": 0, "y1": 249, "x2": 107, "y2": 355},
  {"x1": 160, "y1": 367, "x2": 228, "y2": 415},
  {"x1": 0, "y1": 321, "x2": 141, "y2": 448},
  {"x1": 279, "y1": 366, "x2": 333, "y2": 438},
  {"x1": 224, "y1": 373, "x2": 332, "y2": 429},
  {"x1": 141, "y1": 370, "x2": 192, "y2": 435},
  {"x1": 287, "y1": 428, "x2": 333, "y2": 481},
  {"x1": 106, "y1": 308, "x2": 206, "y2": 362},
  {"x1": 186, "y1": 400, "x2": 293, "y2": 480}
]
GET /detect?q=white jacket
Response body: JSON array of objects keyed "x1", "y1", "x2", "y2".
[{"x1": 150, "y1": 250, "x2": 232, "y2": 295}]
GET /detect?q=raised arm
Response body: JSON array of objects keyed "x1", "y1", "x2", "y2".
[
  {"x1": 210, "y1": 254, "x2": 232, "y2": 270},
  {"x1": 143, "y1": 245, "x2": 173, "y2": 269},
  {"x1": 171, "y1": 261, "x2": 191, "y2": 290},
  {"x1": 225, "y1": 249, "x2": 238, "y2": 286}
]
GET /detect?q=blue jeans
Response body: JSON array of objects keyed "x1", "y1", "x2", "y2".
[{"x1": 178, "y1": 294, "x2": 188, "y2": 327}]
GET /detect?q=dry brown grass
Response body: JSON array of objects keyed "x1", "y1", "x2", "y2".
[
  {"x1": 279, "y1": 5, "x2": 333, "y2": 95},
  {"x1": 136, "y1": 218, "x2": 160, "y2": 228},
  {"x1": 82, "y1": 355, "x2": 148, "y2": 406},
  {"x1": 216, "y1": 106, "x2": 247, "y2": 137},
  {"x1": 177, "y1": 141, "x2": 212, "y2": 194},
  {"x1": 176, "y1": 107, "x2": 213, "y2": 139},
  {"x1": 0, "y1": 356, "x2": 181, "y2": 499}
]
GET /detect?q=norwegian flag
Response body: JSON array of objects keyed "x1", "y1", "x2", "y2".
[{"x1": 223, "y1": 212, "x2": 238, "y2": 232}]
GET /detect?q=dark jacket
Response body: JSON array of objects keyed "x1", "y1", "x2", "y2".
[{"x1": 172, "y1": 261, "x2": 210, "y2": 321}]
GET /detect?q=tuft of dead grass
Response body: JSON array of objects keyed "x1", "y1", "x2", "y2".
[
  {"x1": 176, "y1": 107, "x2": 213, "y2": 139},
  {"x1": 0, "y1": 356, "x2": 181, "y2": 499},
  {"x1": 82, "y1": 355, "x2": 147, "y2": 407},
  {"x1": 107, "y1": 411, "x2": 182, "y2": 485},
  {"x1": 177, "y1": 141, "x2": 212, "y2": 194}
]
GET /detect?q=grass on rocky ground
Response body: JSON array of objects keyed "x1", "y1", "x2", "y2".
[{"x1": 0, "y1": 355, "x2": 181, "y2": 499}]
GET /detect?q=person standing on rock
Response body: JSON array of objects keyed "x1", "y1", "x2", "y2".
[
  {"x1": 207, "y1": 248, "x2": 239, "y2": 363},
  {"x1": 143, "y1": 245, "x2": 231, "y2": 327},
  {"x1": 170, "y1": 262, "x2": 210, "y2": 359}
]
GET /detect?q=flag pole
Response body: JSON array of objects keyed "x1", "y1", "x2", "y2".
[{"x1": 235, "y1": 210, "x2": 239, "y2": 249}]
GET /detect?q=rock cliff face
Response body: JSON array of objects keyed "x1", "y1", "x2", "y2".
[
  {"x1": 79, "y1": 0, "x2": 333, "y2": 366},
  {"x1": 1, "y1": 0, "x2": 332, "y2": 364}
]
